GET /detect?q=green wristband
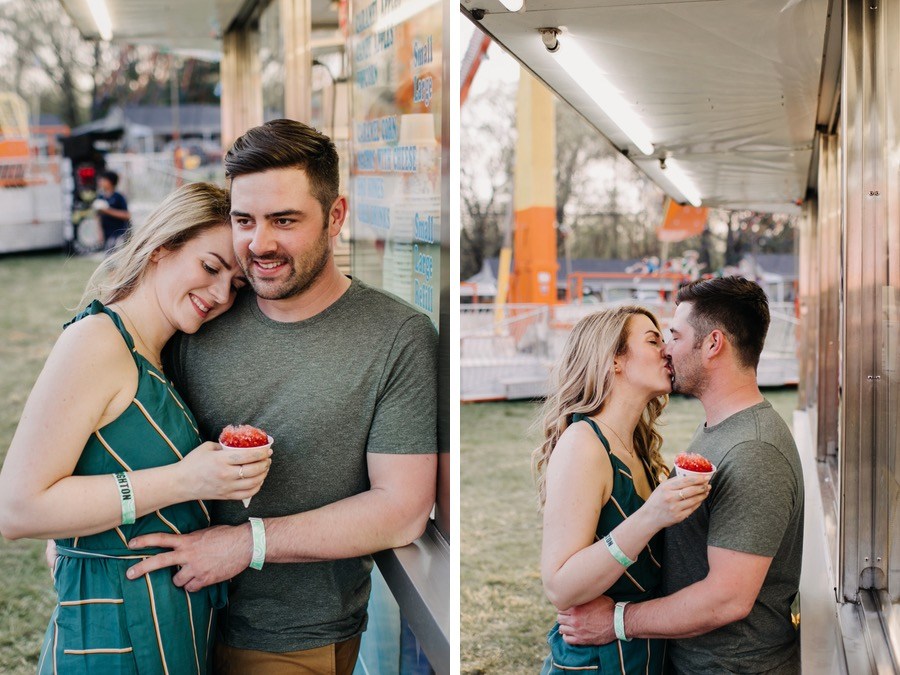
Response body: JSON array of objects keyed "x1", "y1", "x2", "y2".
[
  {"x1": 614, "y1": 601, "x2": 632, "y2": 641},
  {"x1": 113, "y1": 472, "x2": 135, "y2": 525},
  {"x1": 249, "y1": 517, "x2": 266, "y2": 570},
  {"x1": 604, "y1": 533, "x2": 635, "y2": 568}
]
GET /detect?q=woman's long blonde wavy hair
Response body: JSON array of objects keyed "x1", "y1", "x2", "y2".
[
  {"x1": 79, "y1": 182, "x2": 231, "y2": 308},
  {"x1": 532, "y1": 306, "x2": 669, "y2": 508}
]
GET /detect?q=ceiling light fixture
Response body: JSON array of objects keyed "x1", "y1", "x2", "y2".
[
  {"x1": 539, "y1": 27, "x2": 560, "y2": 52},
  {"x1": 660, "y1": 157, "x2": 702, "y2": 206},
  {"x1": 86, "y1": 0, "x2": 112, "y2": 41},
  {"x1": 549, "y1": 33, "x2": 654, "y2": 156},
  {"x1": 499, "y1": 0, "x2": 525, "y2": 11}
]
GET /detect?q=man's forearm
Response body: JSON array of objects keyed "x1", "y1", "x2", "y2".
[
  {"x1": 261, "y1": 485, "x2": 434, "y2": 563},
  {"x1": 623, "y1": 579, "x2": 747, "y2": 639}
]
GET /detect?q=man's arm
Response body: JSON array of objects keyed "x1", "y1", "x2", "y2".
[
  {"x1": 266, "y1": 452, "x2": 436, "y2": 561},
  {"x1": 622, "y1": 545, "x2": 771, "y2": 638},
  {"x1": 126, "y1": 452, "x2": 436, "y2": 590},
  {"x1": 558, "y1": 545, "x2": 772, "y2": 644},
  {"x1": 561, "y1": 440, "x2": 797, "y2": 644}
]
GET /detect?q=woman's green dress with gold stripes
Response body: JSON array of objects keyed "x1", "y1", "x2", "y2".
[
  {"x1": 541, "y1": 413, "x2": 666, "y2": 675},
  {"x1": 37, "y1": 301, "x2": 225, "y2": 675}
]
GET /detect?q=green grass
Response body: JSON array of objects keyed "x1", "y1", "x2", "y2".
[
  {"x1": 0, "y1": 253, "x2": 100, "y2": 674},
  {"x1": 460, "y1": 390, "x2": 798, "y2": 674}
]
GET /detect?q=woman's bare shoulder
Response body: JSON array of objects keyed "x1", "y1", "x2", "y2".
[
  {"x1": 52, "y1": 312, "x2": 134, "y2": 373},
  {"x1": 557, "y1": 419, "x2": 603, "y2": 447},
  {"x1": 552, "y1": 420, "x2": 611, "y2": 466},
  {"x1": 546, "y1": 419, "x2": 614, "y2": 505}
]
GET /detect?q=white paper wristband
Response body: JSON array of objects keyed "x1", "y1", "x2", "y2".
[
  {"x1": 113, "y1": 472, "x2": 135, "y2": 525},
  {"x1": 249, "y1": 517, "x2": 266, "y2": 570}
]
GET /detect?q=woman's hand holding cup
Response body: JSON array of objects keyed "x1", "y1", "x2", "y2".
[
  {"x1": 642, "y1": 474, "x2": 711, "y2": 529},
  {"x1": 179, "y1": 441, "x2": 272, "y2": 502}
]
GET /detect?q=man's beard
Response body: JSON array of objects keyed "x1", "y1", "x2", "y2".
[
  {"x1": 244, "y1": 227, "x2": 331, "y2": 300},
  {"x1": 671, "y1": 356, "x2": 707, "y2": 397}
]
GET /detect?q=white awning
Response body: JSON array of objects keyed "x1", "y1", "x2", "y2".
[
  {"x1": 58, "y1": 0, "x2": 338, "y2": 51},
  {"x1": 463, "y1": 0, "x2": 831, "y2": 213}
]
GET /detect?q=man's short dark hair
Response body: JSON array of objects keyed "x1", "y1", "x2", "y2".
[
  {"x1": 99, "y1": 170, "x2": 119, "y2": 187},
  {"x1": 224, "y1": 119, "x2": 340, "y2": 220},
  {"x1": 675, "y1": 276, "x2": 770, "y2": 370}
]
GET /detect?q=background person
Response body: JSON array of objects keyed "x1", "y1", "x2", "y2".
[{"x1": 94, "y1": 170, "x2": 131, "y2": 251}]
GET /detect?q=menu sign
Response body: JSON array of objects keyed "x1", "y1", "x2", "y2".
[{"x1": 349, "y1": 0, "x2": 443, "y2": 328}]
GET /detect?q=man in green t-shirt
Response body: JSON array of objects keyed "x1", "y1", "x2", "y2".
[
  {"x1": 125, "y1": 120, "x2": 438, "y2": 674},
  {"x1": 557, "y1": 277, "x2": 803, "y2": 674}
]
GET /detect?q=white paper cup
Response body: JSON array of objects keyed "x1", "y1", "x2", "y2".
[
  {"x1": 674, "y1": 462, "x2": 716, "y2": 481},
  {"x1": 219, "y1": 435, "x2": 273, "y2": 507}
]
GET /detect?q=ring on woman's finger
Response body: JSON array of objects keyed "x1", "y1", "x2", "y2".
[
  {"x1": 678, "y1": 489, "x2": 685, "y2": 500},
  {"x1": 239, "y1": 465, "x2": 245, "y2": 480}
]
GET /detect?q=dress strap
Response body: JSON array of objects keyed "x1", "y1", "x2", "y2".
[
  {"x1": 571, "y1": 412, "x2": 613, "y2": 456},
  {"x1": 65, "y1": 299, "x2": 138, "y2": 356}
]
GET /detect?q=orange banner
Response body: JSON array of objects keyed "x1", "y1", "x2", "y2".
[{"x1": 658, "y1": 199, "x2": 708, "y2": 242}]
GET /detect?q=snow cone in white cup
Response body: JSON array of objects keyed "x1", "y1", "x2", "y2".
[
  {"x1": 673, "y1": 452, "x2": 716, "y2": 480},
  {"x1": 218, "y1": 424, "x2": 273, "y2": 507}
]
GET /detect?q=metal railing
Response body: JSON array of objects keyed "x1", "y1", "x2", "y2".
[
  {"x1": 461, "y1": 303, "x2": 549, "y2": 344},
  {"x1": 565, "y1": 271, "x2": 688, "y2": 304},
  {"x1": 461, "y1": 304, "x2": 552, "y2": 401}
]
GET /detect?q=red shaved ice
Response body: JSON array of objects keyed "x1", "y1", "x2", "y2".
[
  {"x1": 219, "y1": 425, "x2": 270, "y2": 448},
  {"x1": 674, "y1": 452, "x2": 714, "y2": 473}
]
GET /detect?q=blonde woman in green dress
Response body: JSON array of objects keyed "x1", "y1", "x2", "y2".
[
  {"x1": 533, "y1": 306, "x2": 711, "y2": 674},
  {"x1": 0, "y1": 182, "x2": 272, "y2": 674}
]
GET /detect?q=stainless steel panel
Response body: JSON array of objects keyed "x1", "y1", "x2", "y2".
[
  {"x1": 840, "y1": 0, "x2": 896, "y2": 604},
  {"x1": 858, "y1": 591, "x2": 898, "y2": 674},
  {"x1": 883, "y1": 0, "x2": 900, "y2": 607},
  {"x1": 817, "y1": 133, "x2": 841, "y2": 464},
  {"x1": 859, "y1": 0, "x2": 887, "y2": 596},
  {"x1": 797, "y1": 199, "x2": 816, "y2": 410},
  {"x1": 841, "y1": 0, "x2": 864, "y2": 600}
]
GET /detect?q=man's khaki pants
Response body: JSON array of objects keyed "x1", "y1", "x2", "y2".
[{"x1": 214, "y1": 636, "x2": 362, "y2": 675}]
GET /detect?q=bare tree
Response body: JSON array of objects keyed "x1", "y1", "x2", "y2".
[
  {"x1": 0, "y1": 0, "x2": 99, "y2": 126},
  {"x1": 721, "y1": 210, "x2": 795, "y2": 267},
  {"x1": 460, "y1": 85, "x2": 516, "y2": 280},
  {"x1": 555, "y1": 103, "x2": 617, "y2": 249},
  {"x1": 90, "y1": 47, "x2": 220, "y2": 118},
  {"x1": 0, "y1": 3, "x2": 219, "y2": 126}
]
